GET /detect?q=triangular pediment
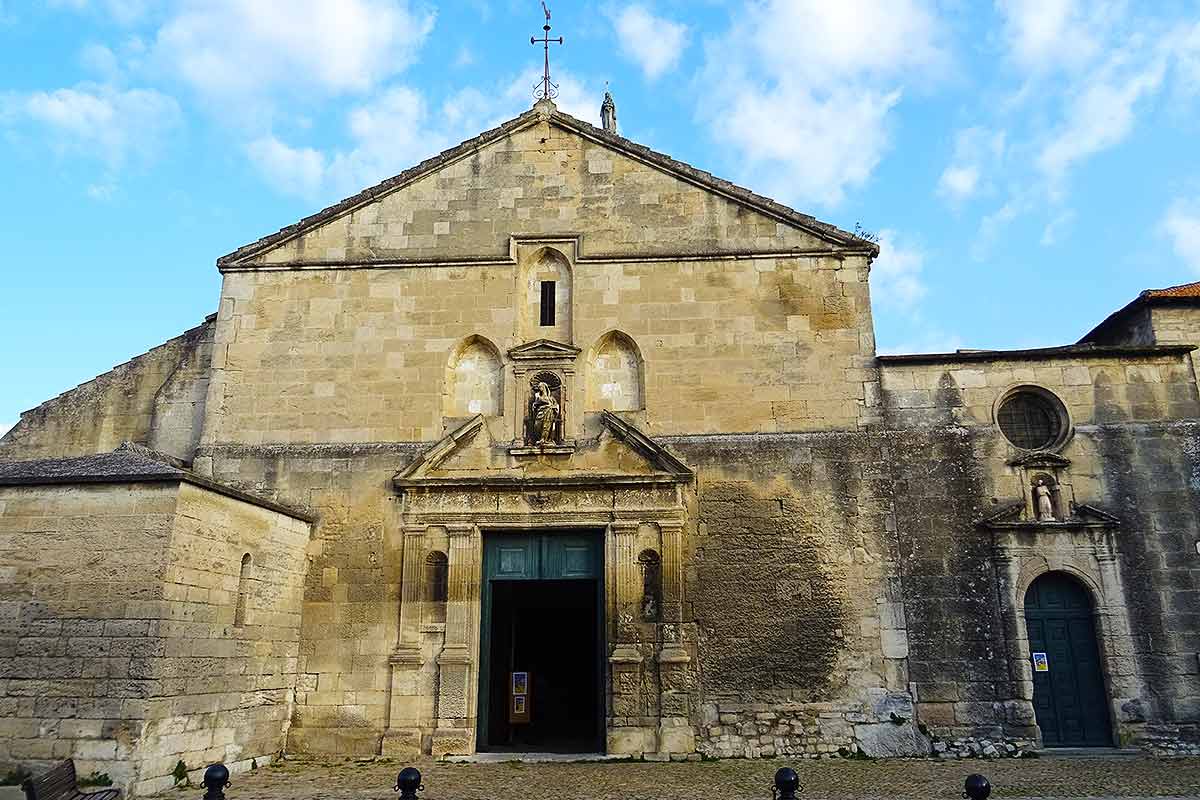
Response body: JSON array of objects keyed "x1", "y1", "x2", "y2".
[
  {"x1": 393, "y1": 411, "x2": 693, "y2": 489},
  {"x1": 219, "y1": 103, "x2": 877, "y2": 270},
  {"x1": 978, "y1": 501, "x2": 1120, "y2": 530},
  {"x1": 507, "y1": 339, "x2": 581, "y2": 361}
]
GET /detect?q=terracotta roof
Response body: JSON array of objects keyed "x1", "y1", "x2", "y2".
[
  {"x1": 218, "y1": 102, "x2": 879, "y2": 268},
  {"x1": 1142, "y1": 281, "x2": 1200, "y2": 299},
  {"x1": 1078, "y1": 281, "x2": 1200, "y2": 343}
]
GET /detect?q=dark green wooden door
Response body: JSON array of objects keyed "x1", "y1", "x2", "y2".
[
  {"x1": 477, "y1": 532, "x2": 603, "y2": 749},
  {"x1": 1024, "y1": 573, "x2": 1112, "y2": 746}
]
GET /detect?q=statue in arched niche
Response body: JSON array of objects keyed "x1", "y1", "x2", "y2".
[
  {"x1": 1034, "y1": 478, "x2": 1056, "y2": 521},
  {"x1": 528, "y1": 373, "x2": 563, "y2": 445}
]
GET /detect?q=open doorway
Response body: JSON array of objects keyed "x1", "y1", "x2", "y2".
[{"x1": 481, "y1": 578, "x2": 602, "y2": 752}]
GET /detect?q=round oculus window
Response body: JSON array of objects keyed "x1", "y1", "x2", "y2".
[{"x1": 997, "y1": 391, "x2": 1064, "y2": 450}]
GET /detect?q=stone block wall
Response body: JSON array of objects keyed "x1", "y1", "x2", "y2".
[
  {"x1": 879, "y1": 351, "x2": 1200, "y2": 431},
  {"x1": 203, "y1": 253, "x2": 874, "y2": 447},
  {"x1": 0, "y1": 484, "x2": 178, "y2": 788},
  {"x1": 0, "y1": 317, "x2": 215, "y2": 464},
  {"x1": 879, "y1": 352, "x2": 1200, "y2": 748},
  {"x1": 195, "y1": 443, "x2": 420, "y2": 757},
  {"x1": 133, "y1": 482, "x2": 311, "y2": 796},
  {"x1": 670, "y1": 435, "x2": 926, "y2": 759},
  {"x1": 0, "y1": 480, "x2": 311, "y2": 796}
]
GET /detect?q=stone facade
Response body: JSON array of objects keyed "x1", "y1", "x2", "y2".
[
  {"x1": 0, "y1": 461, "x2": 312, "y2": 795},
  {"x1": 2, "y1": 99, "x2": 1200, "y2": 792}
]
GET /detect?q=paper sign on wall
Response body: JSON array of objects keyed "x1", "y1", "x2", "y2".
[
  {"x1": 509, "y1": 671, "x2": 531, "y2": 725},
  {"x1": 1032, "y1": 652, "x2": 1049, "y2": 672}
]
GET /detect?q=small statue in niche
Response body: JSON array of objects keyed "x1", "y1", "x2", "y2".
[
  {"x1": 641, "y1": 592, "x2": 659, "y2": 623},
  {"x1": 530, "y1": 380, "x2": 561, "y2": 445},
  {"x1": 1034, "y1": 478, "x2": 1056, "y2": 521}
]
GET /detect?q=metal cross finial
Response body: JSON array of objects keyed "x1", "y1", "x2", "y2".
[{"x1": 531, "y1": 1, "x2": 563, "y2": 101}]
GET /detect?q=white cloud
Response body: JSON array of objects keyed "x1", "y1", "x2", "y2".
[
  {"x1": 246, "y1": 136, "x2": 327, "y2": 199},
  {"x1": 79, "y1": 43, "x2": 121, "y2": 79},
  {"x1": 1162, "y1": 199, "x2": 1200, "y2": 273},
  {"x1": 153, "y1": 0, "x2": 434, "y2": 104},
  {"x1": 504, "y1": 68, "x2": 601, "y2": 126},
  {"x1": 1040, "y1": 210, "x2": 1075, "y2": 245},
  {"x1": 870, "y1": 229, "x2": 927, "y2": 313},
  {"x1": 995, "y1": 0, "x2": 1111, "y2": 73},
  {"x1": 0, "y1": 421, "x2": 13, "y2": 438},
  {"x1": 714, "y1": 84, "x2": 900, "y2": 206},
  {"x1": 1036, "y1": 53, "x2": 1166, "y2": 186},
  {"x1": 937, "y1": 127, "x2": 1005, "y2": 204},
  {"x1": 3, "y1": 83, "x2": 180, "y2": 167},
  {"x1": 700, "y1": 0, "x2": 948, "y2": 207},
  {"x1": 613, "y1": 5, "x2": 688, "y2": 81},
  {"x1": 247, "y1": 67, "x2": 604, "y2": 201}
]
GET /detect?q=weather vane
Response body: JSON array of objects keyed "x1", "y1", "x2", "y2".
[{"x1": 531, "y1": 1, "x2": 563, "y2": 101}]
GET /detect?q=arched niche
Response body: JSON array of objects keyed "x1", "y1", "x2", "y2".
[
  {"x1": 520, "y1": 247, "x2": 572, "y2": 343},
  {"x1": 587, "y1": 331, "x2": 644, "y2": 412},
  {"x1": 445, "y1": 336, "x2": 504, "y2": 417}
]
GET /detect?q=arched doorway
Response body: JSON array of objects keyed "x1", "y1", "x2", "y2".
[{"x1": 1024, "y1": 572, "x2": 1112, "y2": 746}]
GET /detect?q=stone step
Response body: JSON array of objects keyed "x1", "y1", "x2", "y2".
[{"x1": 1037, "y1": 746, "x2": 1144, "y2": 759}]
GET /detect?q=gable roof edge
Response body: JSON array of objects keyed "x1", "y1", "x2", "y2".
[
  {"x1": 219, "y1": 104, "x2": 880, "y2": 269},
  {"x1": 548, "y1": 110, "x2": 878, "y2": 255},
  {"x1": 218, "y1": 111, "x2": 544, "y2": 268}
]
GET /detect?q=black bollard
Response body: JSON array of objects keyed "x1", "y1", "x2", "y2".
[
  {"x1": 963, "y1": 774, "x2": 991, "y2": 800},
  {"x1": 773, "y1": 767, "x2": 800, "y2": 800},
  {"x1": 394, "y1": 767, "x2": 422, "y2": 800},
  {"x1": 202, "y1": 764, "x2": 230, "y2": 800}
]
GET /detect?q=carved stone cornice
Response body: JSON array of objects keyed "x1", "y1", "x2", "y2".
[
  {"x1": 506, "y1": 339, "x2": 581, "y2": 362},
  {"x1": 1007, "y1": 451, "x2": 1072, "y2": 469}
]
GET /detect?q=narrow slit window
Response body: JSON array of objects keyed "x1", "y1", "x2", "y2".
[
  {"x1": 540, "y1": 281, "x2": 556, "y2": 327},
  {"x1": 235, "y1": 553, "x2": 252, "y2": 627}
]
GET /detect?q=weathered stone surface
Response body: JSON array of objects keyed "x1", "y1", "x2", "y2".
[{"x1": 854, "y1": 721, "x2": 931, "y2": 757}]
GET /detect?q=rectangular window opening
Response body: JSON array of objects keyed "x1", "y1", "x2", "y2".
[{"x1": 540, "y1": 281, "x2": 556, "y2": 327}]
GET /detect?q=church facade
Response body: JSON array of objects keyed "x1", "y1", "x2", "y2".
[{"x1": 2, "y1": 98, "x2": 1199, "y2": 794}]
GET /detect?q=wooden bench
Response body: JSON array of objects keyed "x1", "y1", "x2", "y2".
[{"x1": 21, "y1": 761, "x2": 120, "y2": 800}]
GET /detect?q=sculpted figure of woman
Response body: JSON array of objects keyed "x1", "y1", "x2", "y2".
[
  {"x1": 1035, "y1": 479, "x2": 1055, "y2": 521},
  {"x1": 532, "y1": 381, "x2": 560, "y2": 444}
]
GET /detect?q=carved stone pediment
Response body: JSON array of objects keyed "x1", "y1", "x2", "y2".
[
  {"x1": 392, "y1": 410, "x2": 694, "y2": 491},
  {"x1": 507, "y1": 339, "x2": 581, "y2": 362},
  {"x1": 977, "y1": 501, "x2": 1120, "y2": 531}
]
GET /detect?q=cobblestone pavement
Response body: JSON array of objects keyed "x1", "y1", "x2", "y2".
[{"x1": 175, "y1": 755, "x2": 1200, "y2": 800}]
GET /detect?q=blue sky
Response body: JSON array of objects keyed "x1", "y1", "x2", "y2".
[{"x1": 3, "y1": 0, "x2": 1200, "y2": 435}]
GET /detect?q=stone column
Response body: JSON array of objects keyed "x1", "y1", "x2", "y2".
[
  {"x1": 608, "y1": 521, "x2": 649, "y2": 756},
  {"x1": 433, "y1": 523, "x2": 480, "y2": 757},
  {"x1": 395, "y1": 526, "x2": 427, "y2": 661},
  {"x1": 383, "y1": 525, "x2": 426, "y2": 757},
  {"x1": 1094, "y1": 547, "x2": 1141, "y2": 736},
  {"x1": 611, "y1": 520, "x2": 642, "y2": 650},
  {"x1": 656, "y1": 521, "x2": 695, "y2": 756}
]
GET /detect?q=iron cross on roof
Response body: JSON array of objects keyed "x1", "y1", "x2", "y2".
[{"x1": 531, "y1": 1, "x2": 563, "y2": 101}]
